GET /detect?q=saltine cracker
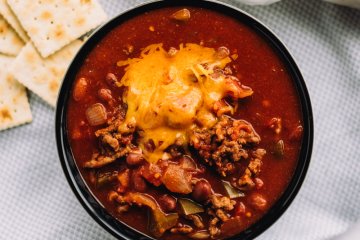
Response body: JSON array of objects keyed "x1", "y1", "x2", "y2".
[
  {"x1": 0, "y1": 15, "x2": 24, "y2": 56},
  {"x1": 0, "y1": 54, "x2": 32, "y2": 131},
  {"x1": 10, "y1": 39, "x2": 84, "y2": 107},
  {"x1": 7, "y1": 0, "x2": 107, "y2": 57}
]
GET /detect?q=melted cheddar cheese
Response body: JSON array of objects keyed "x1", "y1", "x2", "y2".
[{"x1": 117, "y1": 43, "x2": 252, "y2": 163}]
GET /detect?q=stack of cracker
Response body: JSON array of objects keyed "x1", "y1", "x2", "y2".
[{"x1": 0, "y1": 0, "x2": 107, "y2": 131}]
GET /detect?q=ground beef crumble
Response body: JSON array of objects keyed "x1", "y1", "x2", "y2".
[
  {"x1": 206, "y1": 194, "x2": 236, "y2": 238},
  {"x1": 84, "y1": 113, "x2": 136, "y2": 168},
  {"x1": 190, "y1": 115, "x2": 264, "y2": 177},
  {"x1": 233, "y1": 149, "x2": 266, "y2": 190},
  {"x1": 83, "y1": 111, "x2": 267, "y2": 238}
]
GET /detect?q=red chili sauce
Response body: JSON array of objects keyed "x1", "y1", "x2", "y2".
[{"x1": 67, "y1": 6, "x2": 303, "y2": 240}]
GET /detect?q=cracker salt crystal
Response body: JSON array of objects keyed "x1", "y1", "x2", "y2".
[
  {"x1": 0, "y1": 0, "x2": 28, "y2": 42},
  {"x1": 7, "y1": 0, "x2": 107, "y2": 58},
  {"x1": 10, "y1": 39, "x2": 84, "y2": 107},
  {"x1": 0, "y1": 54, "x2": 32, "y2": 131},
  {"x1": 0, "y1": 15, "x2": 24, "y2": 56}
]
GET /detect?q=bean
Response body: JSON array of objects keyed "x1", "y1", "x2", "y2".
[
  {"x1": 131, "y1": 171, "x2": 147, "y2": 192},
  {"x1": 171, "y1": 9, "x2": 191, "y2": 22},
  {"x1": 73, "y1": 77, "x2": 88, "y2": 101},
  {"x1": 158, "y1": 194, "x2": 177, "y2": 212},
  {"x1": 126, "y1": 152, "x2": 144, "y2": 166},
  {"x1": 98, "y1": 88, "x2": 113, "y2": 102},
  {"x1": 105, "y1": 73, "x2": 118, "y2": 87},
  {"x1": 192, "y1": 180, "x2": 212, "y2": 202}
]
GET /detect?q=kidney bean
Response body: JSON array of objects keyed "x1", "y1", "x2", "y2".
[
  {"x1": 105, "y1": 73, "x2": 118, "y2": 87},
  {"x1": 131, "y1": 171, "x2": 147, "y2": 192},
  {"x1": 73, "y1": 77, "x2": 88, "y2": 101},
  {"x1": 98, "y1": 88, "x2": 113, "y2": 102},
  {"x1": 158, "y1": 194, "x2": 177, "y2": 212},
  {"x1": 126, "y1": 152, "x2": 144, "y2": 166},
  {"x1": 192, "y1": 180, "x2": 212, "y2": 202},
  {"x1": 171, "y1": 9, "x2": 191, "y2": 22}
]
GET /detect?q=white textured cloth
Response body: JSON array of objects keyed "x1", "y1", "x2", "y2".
[
  {"x1": 236, "y1": 0, "x2": 360, "y2": 8},
  {"x1": 233, "y1": 0, "x2": 280, "y2": 5},
  {"x1": 0, "y1": 0, "x2": 359, "y2": 239},
  {"x1": 322, "y1": 0, "x2": 360, "y2": 9}
]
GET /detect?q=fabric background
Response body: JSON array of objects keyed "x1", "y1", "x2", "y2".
[{"x1": 0, "y1": 0, "x2": 359, "y2": 239}]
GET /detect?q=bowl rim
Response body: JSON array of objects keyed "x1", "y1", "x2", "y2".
[{"x1": 55, "y1": 0, "x2": 314, "y2": 239}]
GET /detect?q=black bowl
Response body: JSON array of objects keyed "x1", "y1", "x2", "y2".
[{"x1": 56, "y1": 0, "x2": 313, "y2": 239}]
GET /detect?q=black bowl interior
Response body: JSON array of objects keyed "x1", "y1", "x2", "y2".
[{"x1": 55, "y1": 0, "x2": 313, "y2": 239}]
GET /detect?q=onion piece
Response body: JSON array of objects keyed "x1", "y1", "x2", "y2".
[
  {"x1": 179, "y1": 156, "x2": 197, "y2": 171},
  {"x1": 162, "y1": 164, "x2": 192, "y2": 194},
  {"x1": 85, "y1": 103, "x2": 107, "y2": 126}
]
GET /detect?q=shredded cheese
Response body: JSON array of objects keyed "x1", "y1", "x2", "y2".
[{"x1": 117, "y1": 43, "x2": 250, "y2": 163}]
